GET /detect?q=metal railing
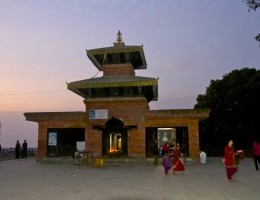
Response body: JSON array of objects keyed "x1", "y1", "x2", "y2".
[
  {"x1": 0, "y1": 148, "x2": 37, "y2": 159},
  {"x1": 205, "y1": 148, "x2": 253, "y2": 157}
]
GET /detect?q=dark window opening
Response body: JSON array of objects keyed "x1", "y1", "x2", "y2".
[
  {"x1": 47, "y1": 128, "x2": 85, "y2": 157},
  {"x1": 79, "y1": 85, "x2": 155, "y2": 102}
]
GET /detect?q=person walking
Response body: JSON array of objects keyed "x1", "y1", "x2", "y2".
[
  {"x1": 252, "y1": 141, "x2": 260, "y2": 171},
  {"x1": 162, "y1": 153, "x2": 171, "y2": 175},
  {"x1": 172, "y1": 143, "x2": 185, "y2": 174},
  {"x1": 223, "y1": 139, "x2": 240, "y2": 182},
  {"x1": 21, "y1": 140, "x2": 28, "y2": 158},
  {"x1": 15, "y1": 140, "x2": 21, "y2": 159},
  {"x1": 161, "y1": 142, "x2": 170, "y2": 156}
]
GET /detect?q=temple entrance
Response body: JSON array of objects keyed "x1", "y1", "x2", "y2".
[
  {"x1": 176, "y1": 127, "x2": 189, "y2": 157},
  {"x1": 102, "y1": 117, "x2": 128, "y2": 157},
  {"x1": 109, "y1": 132, "x2": 122, "y2": 153},
  {"x1": 102, "y1": 129, "x2": 127, "y2": 157},
  {"x1": 145, "y1": 127, "x2": 189, "y2": 157}
]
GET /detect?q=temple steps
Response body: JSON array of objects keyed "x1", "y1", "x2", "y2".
[{"x1": 39, "y1": 156, "x2": 161, "y2": 166}]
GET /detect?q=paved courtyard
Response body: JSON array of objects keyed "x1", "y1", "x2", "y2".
[{"x1": 0, "y1": 157, "x2": 259, "y2": 200}]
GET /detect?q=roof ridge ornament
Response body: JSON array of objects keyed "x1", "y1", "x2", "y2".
[{"x1": 113, "y1": 30, "x2": 125, "y2": 46}]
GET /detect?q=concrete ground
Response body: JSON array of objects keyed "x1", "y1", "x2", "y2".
[{"x1": 0, "y1": 157, "x2": 259, "y2": 200}]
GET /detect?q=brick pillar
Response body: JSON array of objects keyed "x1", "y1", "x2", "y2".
[
  {"x1": 128, "y1": 123, "x2": 146, "y2": 157},
  {"x1": 37, "y1": 123, "x2": 48, "y2": 161},
  {"x1": 188, "y1": 119, "x2": 200, "y2": 159},
  {"x1": 85, "y1": 127, "x2": 102, "y2": 157}
]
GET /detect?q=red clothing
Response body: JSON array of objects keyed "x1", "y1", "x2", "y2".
[
  {"x1": 162, "y1": 143, "x2": 170, "y2": 154},
  {"x1": 172, "y1": 148, "x2": 185, "y2": 172},
  {"x1": 253, "y1": 142, "x2": 260, "y2": 156},
  {"x1": 223, "y1": 145, "x2": 238, "y2": 181},
  {"x1": 223, "y1": 145, "x2": 237, "y2": 167},
  {"x1": 173, "y1": 159, "x2": 185, "y2": 171},
  {"x1": 226, "y1": 167, "x2": 237, "y2": 181},
  {"x1": 172, "y1": 148, "x2": 181, "y2": 165}
]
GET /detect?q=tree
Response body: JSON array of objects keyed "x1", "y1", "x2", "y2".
[
  {"x1": 244, "y1": 0, "x2": 260, "y2": 11},
  {"x1": 195, "y1": 68, "x2": 260, "y2": 152},
  {"x1": 243, "y1": 0, "x2": 260, "y2": 43}
]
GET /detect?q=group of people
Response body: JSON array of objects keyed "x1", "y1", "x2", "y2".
[
  {"x1": 161, "y1": 139, "x2": 260, "y2": 181},
  {"x1": 162, "y1": 143, "x2": 185, "y2": 175},
  {"x1": 15, "y1": 140, "x2": 28, "y2": 159}
]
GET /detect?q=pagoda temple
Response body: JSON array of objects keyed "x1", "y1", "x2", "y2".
[
  {"x1": 24, "y1": 31, "x2": 209, "y2": 162},
  {"x1": 68, "y1": 31, "x2": 158, "y2": 106}
]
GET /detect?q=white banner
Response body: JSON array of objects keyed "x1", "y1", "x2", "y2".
[
  {"x1": 48, "y1": 132, "x2": 57, "y2": 146},
  {"x1": 89, "y1": 109, "x2": 108, "y2": 119},
  {"x1": 76, "y1": 141, "x2": 85, "y2": 152}
]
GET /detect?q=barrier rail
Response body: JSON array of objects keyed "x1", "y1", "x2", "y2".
[
  {"x1": 0, "y1": 148, "x2": 37, "y2": 159},
  {"x1": 204, "y1": 148, "x2": 253, "y2": 157}
]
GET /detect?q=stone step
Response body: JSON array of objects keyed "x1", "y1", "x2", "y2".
[
  {"x1": 39, "y1": 156, "x2": 161, "y2": 166},
  {"x1": 39, "y1": 156, "x2": 195, "y2": 166},
  {"x1": 40, "y1": 157, "x2": 74, "y2": 164}
]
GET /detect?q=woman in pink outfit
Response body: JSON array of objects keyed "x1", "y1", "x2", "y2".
[{"x1": 162, "y1": 154, "x2": 172, "y2": 175}]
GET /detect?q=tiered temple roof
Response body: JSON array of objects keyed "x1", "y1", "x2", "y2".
[{"x1": 67, "y1": 31, "x2": 158, "y2": 102}]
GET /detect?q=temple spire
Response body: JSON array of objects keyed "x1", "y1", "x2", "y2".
[{"x1": 114, "y1": 30, "x2": 125, "y2": 46}]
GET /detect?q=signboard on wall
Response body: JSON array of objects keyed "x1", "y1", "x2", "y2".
[
  {"x1": 89, "y1": 109, "x2": 108, "y2": 119},
  {"x1": 48, "y1": 132, "x2": 57, "y2": 146},
  {"x1": 76, "y1": 141, "x2": 85, "y2": 152}
]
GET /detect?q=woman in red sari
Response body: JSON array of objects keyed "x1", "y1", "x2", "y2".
[
  {"x1": 223, "y1": 140, "x2": 239, "y2": 182},
  {"x1": 172, "y1": 144, "x2": 185, "y2": 174}
]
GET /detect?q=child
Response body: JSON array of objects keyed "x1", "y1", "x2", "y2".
[{"x1": 162, "y1": 153, "x2": 172, "y2": 175}]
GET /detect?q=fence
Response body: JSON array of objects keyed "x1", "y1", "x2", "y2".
[
  {"x1": 0, "y1": 148, "x2": 37, "y2": 159},
  {"x1": 205, "y1": 147, "x2": 253, "y2": 157},
  {"x1": 0, "y1": 147, "x2": 253, "y2": 159}
]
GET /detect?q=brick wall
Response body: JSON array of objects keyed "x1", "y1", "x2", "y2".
[
  {"x1": 26, "y1": 107, "x2": 209, "y2": 161},
  {"x1": 84, "y1": 97, "x2": 148, "y2": 157},
  {"x1": 103, "y1": 64, "x2": 135, "y2": 76}
]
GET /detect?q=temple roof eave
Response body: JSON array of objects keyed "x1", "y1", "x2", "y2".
[
  {"x1": 67, "y1": 76, "x2": 159, "y2": 101},
  {"x1": 24, "y1": 112, "x2": 86, "y2": 122},
  {"x1": 87, "y1": 45, "x2": 145, "y2": 55},
  {"x1": 145, "y1": 109, "x2": 210, "y2": 119},
  {"x1": 86, "y1": 45, "x2": 147, "y2": 70},
  {"x1": 67, "y1": 76, "x2": 158, "y2": 89}
]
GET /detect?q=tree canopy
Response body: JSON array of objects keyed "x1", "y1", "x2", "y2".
[
  {"x1": 244, "y1": 0, "x2": 260, "y2": 43},
  {"x1": 244, "y1": 0, "x2": 260, "y2": 11},
  {"x1": 195, "y1": 68, "x2": 260, "y2": 150}
]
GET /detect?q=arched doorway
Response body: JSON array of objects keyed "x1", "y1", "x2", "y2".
[{"x1": 102, "y1": 117, "x2": 128, "y2": 157}]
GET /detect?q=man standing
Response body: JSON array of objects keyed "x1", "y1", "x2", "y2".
[
  {"x1": 22, "y1": 140, "x2": 28, "y2": 158},
  {"x1": 253, "y1": 141, "x2": 260, "y2": 171},
  {"x1": 15, "y1": 140, "x2": 21, "y2": 159}
]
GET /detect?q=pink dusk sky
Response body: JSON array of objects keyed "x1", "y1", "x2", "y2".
[{"x1": 0, "y1": 0, "x2": 259, "y2": 148}]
